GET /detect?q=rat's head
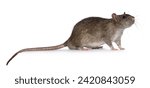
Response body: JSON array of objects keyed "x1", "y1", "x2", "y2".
[{"x1": 112, "y1": 12, "x2": 135, "y2": 29}]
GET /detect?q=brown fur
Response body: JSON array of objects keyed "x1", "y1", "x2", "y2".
[{"x1": 6, "y1": 12, "x2": 135, "y2": 65}]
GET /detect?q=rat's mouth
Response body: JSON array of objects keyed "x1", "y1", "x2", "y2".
[
  {"x1": 131, "y1": 16, "x2": 135, "y2": 23},
  {"x1": 123, "y1": 19, "x2": 135, "y2": 29},
  {"x1": 127, "y1": 16, "x2": 135, "y2": 26}
]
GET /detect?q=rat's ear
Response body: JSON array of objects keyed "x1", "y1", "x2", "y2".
[
  {"x1": 112, "y1": 13, "x2": 118, "y2": 22},
  {"x1": 124, "y1": 12, "x2": 126, "y2": 14}
]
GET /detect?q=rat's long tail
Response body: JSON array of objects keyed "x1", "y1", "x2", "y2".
[{"x1": 6, "y1": 44, "x2": 66, "y2": 66}]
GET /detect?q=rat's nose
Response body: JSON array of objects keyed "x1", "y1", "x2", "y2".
[{"x1": 131, "y1": 16, "x2": 135, "y2": 21}]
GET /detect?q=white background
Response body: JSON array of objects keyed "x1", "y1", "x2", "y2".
[{"x1": 0, "y1": 0, "x2": 149, "y2": 88}]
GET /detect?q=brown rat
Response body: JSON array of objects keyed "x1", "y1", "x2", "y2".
[{"x1": 6, "y1": 12, "x2": 135, "y2": 65}]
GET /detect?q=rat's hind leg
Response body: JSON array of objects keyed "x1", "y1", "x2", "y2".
[
  {"x1": 68, "y1": 46, "x2": 91, "y2": 50},
  {"x1": 67, "y1": 44, "x2": 92, "y2": 50},
  {"x1": 91, "y1": 46, "x2": 103, "y2": 49},
  {"x1": 67, "y1": 44, "x2": 82, "y2": 50},
  {"x1": 78, "y1": 47, "x2": 92, "y2": 50},
  {"x1": 68, "y1": 46, "x2": 79, "y2": 50}
]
